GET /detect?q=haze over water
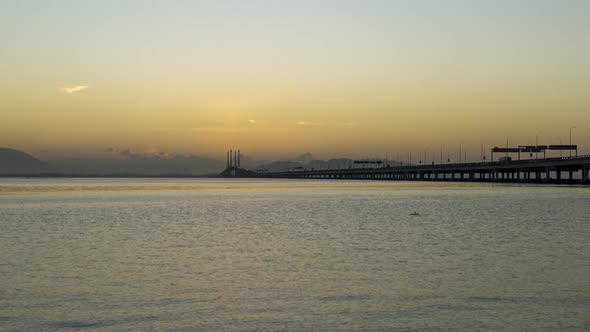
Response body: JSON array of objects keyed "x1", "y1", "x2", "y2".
[{"x1": 1, "y1": 178, "x2": 589, "y2": 331}]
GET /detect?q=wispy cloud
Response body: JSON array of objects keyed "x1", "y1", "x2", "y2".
[
  {"x1": 143, "y1": 147, "x2": 174, "y2": 158},
  {"x1": 296, "y1": 121, "x2": 354, "y2": 127},
  {"x1": 248, "y1": 119, "x2": 257, "y2": 124},
  {"x1": 61, "y1": 85, "x2": 89, "y2": 94},
  {"x1": 296, "y1": 121, "x2": 321, "y2": 126}
]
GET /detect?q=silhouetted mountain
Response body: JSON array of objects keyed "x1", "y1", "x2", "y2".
[
  {"x1": 255, "y1": 160, "x2": 304, "y2": 172},
  {"x1": 0, "y1": 148, "x2": 54, "y2": 174},
  {"x1": 52, "y1": 155, "x2": 226, "y2": 176},
  {"x1": 255, "y1": 157, "x2": 403, "y2": 172},
  {"x1": 0, "y1": 148, "x2": 403, "y2": 176}
]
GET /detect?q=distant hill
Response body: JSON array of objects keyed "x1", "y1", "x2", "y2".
[
  {"x1": 0, "y1": 148, "x2": 54, "y2": 174},
  {"x1": 52, "y1": 155, "x2": 226, "y2": 176},
  {"x1": 255, "y1": 160, "x2": 304, "y2": 172},
  {"x1": 255, "y1": 157, "x2": 404, "y2": 172},
  {"x1": 0, "y1": 148, "x2": 227, "y2": 176},
  {"x1": 0, "y1": 148, "x2": 402, "y2": 176},
  {"x1": 256, "y1": 158, "x2": 356, "y2": 172}
]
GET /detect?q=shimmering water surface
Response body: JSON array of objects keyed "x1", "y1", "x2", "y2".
[{"x1": 1, "y1": 178, "x2": 589, "y2": 331}]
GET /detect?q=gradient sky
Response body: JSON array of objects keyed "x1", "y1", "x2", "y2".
[{"x1": 1, "y1": 0, "x2": 589, "y2": 160}]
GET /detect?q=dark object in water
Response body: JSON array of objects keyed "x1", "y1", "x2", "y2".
[{"x1": 410, "y1": 212, "x2": 419, "y2": 216}]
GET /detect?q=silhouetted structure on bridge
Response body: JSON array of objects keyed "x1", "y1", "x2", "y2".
[{"x1": 220, "y1": 149, "x2": 257, "y2": 177}]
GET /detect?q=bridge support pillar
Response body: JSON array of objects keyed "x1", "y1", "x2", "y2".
[
  {"x1": 583, "y1": 164, "x2": 588, "y2": 182},
  {"x1": 570, "y1": 170, "x2": 574, "y2": 180},
  {"x1": 556, "y1": 170, "x2": 561, "y2": 182},
  {"x1": 545, "y1": 167, "x2": 551, "y2": 182}
]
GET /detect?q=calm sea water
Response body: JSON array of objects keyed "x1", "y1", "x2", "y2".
[{"x1": 1, "y1": 178, "x2": 589, "y2": 331}]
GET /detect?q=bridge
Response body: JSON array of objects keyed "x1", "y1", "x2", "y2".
[{"x1": 221, "y1": 154, "x2": 590, "y2": 184}]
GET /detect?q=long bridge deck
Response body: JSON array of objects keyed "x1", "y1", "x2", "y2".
[{"x1": 243, "y1": 155, "x2": 590, "y2": 184}]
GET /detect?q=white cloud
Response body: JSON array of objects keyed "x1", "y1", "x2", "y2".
[
  {"x1": 248, "y1": 119, "x2": 257, "y2": 124},
  {"x1": 61, "y1": 85, "x2": 89, "y2": 94}
]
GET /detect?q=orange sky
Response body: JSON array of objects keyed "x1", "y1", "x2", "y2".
[{"x1": 1, "y1": 1, "x2": 589, "y2": 161}]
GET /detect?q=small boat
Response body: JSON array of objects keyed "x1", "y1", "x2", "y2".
[{"x1": 409, "y1": 212, "x2": 420, "y2": 216}]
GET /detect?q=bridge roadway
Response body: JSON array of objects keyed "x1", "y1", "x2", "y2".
[{"x1": 259, "y1": 155, "x2": 590, "y2": 184}]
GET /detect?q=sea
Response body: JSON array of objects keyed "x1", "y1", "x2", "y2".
[{"x1": 0, "y1": 178, "x2": 589, "y2": 331}]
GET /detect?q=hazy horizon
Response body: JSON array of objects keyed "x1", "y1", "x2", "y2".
[{"x1": 2, "y1": 0, "x2": 589, "y2": 160}]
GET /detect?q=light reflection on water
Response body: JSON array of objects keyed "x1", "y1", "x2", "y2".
[{"x1": 1, "y1": 178, "x2": 589, "y2": 331}]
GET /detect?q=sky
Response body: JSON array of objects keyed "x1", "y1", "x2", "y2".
[{"x1": 1, "y1": 0, "x2": 589, "y2": 161}]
